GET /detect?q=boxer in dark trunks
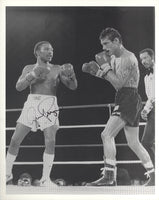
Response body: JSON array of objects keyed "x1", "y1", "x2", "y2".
[{"x1": 82, "y1": 28, "x2": 154, "y2": 186}]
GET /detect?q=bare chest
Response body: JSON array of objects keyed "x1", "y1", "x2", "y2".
[
  {"x1": 45, "y1": 69, "x2": 60, "y2": 86},
  {"x1": 33, "y1": 67, "x2": 60, "y2": 87}
]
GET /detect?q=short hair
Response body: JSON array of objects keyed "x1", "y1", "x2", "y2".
[
  {"x1": 34, "y1": 41, "x2": 51, "y2": 57},
  {"x1": 99, "y1": 27, "x2": 122, "y2": 43},
  {"x1": 139, "y1": 48, "x2": 155, "y2": 59}
]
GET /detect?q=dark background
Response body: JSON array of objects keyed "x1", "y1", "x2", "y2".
[{"x1": 6, "y1": 7, "x2": 155, "y2": 185}]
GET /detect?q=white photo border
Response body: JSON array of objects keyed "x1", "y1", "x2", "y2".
[{"x1": 0, "y1": 0, "x2": 159, "y2": 200}]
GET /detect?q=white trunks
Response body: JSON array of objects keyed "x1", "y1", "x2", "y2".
[{"x1": 17, "y1": 94, "x2": 59, "y2": 132}]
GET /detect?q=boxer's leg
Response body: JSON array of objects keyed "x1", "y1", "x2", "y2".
[
  {"x1": 141, "y1": 109, "x2": 155, "y2": 165},
  {"x1": 40, "y1": 125, "x2": 58, "y2": 186},
  {"x1": 6, "y1": 123, "x2": 31, "y2": 183},
  {"x1": 124, "y1": 126, "x2": 155, "y2": 186},
  {"x1": 87, "y1": 116, "x2": 126, "y2": 186}
]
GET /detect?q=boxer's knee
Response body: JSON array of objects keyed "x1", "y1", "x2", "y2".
[
  {"x1": 8, "y1": 138, "x2": 21, "y2": 155},
  {"x1": 44, "y1": 134, "x2": 56, "y2": 154},
  {"x1": 127, "y1": 139, "x2": 140, "y2": 151},
  {"x1": 45, "y1": 130, "x2": 56, "y2": 143},
  {"x1": 10, "y1": 137, "x2": 21, "y2": 148},
  {"x1": 101, "y1": 126, "x2": 114, "y2": 141},
  {"x1": 45, "y1": 142, "x2": 55, "y2": 154},
  {"x1": 101, "y1": 116, "x2": 124, "y2": 141}
]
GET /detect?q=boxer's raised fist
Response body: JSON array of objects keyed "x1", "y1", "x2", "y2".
[
  {"x1": 32, "y1": 64, "x2": 50, "y2": 78},
  {"x1": 61, "y1": 63, "x2": 75, "y2": 78},
  {"x1": 82, "y1": 61, "x2": 100, "y2": 76},
  {"x1": 82, "y1": 60, "x2": 112, "y2": 78},
  {"x1": 95, "y1": 51, "x2": 111, "y2": 66}
]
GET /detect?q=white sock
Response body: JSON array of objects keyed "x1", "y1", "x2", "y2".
[
  {"x1": 144, "y1": 161, "x2": 154, "y2": 169},
  {"x1": 6, "y1": 153, "x2": 16, "y2": 176},
  {"x1": 41, "y1": 152, "x2": 55, "y2": 180},
  {"x1": 106, "y1": 158, "x2": 116, "y2": 167}
]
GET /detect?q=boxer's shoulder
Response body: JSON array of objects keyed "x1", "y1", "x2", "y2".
[
  {"x1": 22, "y1": 64, "x2": 35, "y2": 73},
  {"x1": 122, "y1": 50, "x2": 137, "y2": 62},
  {"x1": 50, "y1": 64, "x2": 60, "y2": 69},
  {"x1": 49, "y1": 64, "x2": 61, "y2": 77},
  {"x1": 24, "y1": 64, "x2": 36, "y2": 70},
  {"x1": 120, "y1": 50, "x2": 137, "y2": 67}
]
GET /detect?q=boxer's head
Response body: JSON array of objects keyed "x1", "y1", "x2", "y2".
[
  {"x1": 17, "y1": 173, "x2": 32, "y2": 186},
  {"x1": 99, "y1": 28, "x2": 122, "y2": 57},
  {"x1": 34, "y1": 41, "x2": 53, "y2": 62}
]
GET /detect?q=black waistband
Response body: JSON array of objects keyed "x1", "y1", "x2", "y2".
[{"x1": 118, "y1": 87, "x2": 138, "y2": 93}]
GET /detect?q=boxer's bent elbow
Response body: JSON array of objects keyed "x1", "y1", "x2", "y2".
[
  {"x1": 71, "y1": 84, "x2": 78, "y2": 90},
  {"x1": 16, "y1": 82, "x2": 28, "y2": 91},
  {"x1": 16, "y1": 83, "x2": 22, "y2": 91},
  {"x1": 69, "y1": 81, "x2": 78, "y2": 90}
]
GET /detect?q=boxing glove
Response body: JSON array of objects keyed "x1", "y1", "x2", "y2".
[
  {"x1": 25, "y1": 71, "x2": 36, "y2": 82},
  {"x1": 32, "y1": 64, "x2": 50, "y2": 78},
  {"x1": 82, "y1": 61, "x2": 112, "y2": 78},
  {"x1": 61, "y1": 63, "x2": 75, "y2": 78},
  {"x1": 82, "y1": 61, "x2": 100, "y2": 76},
  {"x1": 95, "y1": 51, "x2": 110, "y2": 66}
]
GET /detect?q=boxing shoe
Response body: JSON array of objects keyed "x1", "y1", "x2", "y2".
[
  {"x1": 86, "y1": 167, "x2": 117, "y2": 186},
  {"x1": 144, "y1": 169, "x2": 155, "y2": 186},
  {"x1": 6, "y1": 174, "x2": 13, "y2": 184}
]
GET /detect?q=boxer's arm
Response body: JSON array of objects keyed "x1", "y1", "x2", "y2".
[
  {"x1": 144, "y1": 75, "x2": 155, "y2": 114},
  {"x1": 16, "y1": 65, "x2": 37, "y2": 91},
  {"x1": 103, "y1": 70, "x2": 123, "y2": 90},
  {"x1": 144, "y1": 99, "x2": 155, "y2": 114},
  {"x1": 103, "y1": 58, "x2": 133, "y2": 90},
  {"x1": 59, "y1": 64, "x2": 78, "y2": 90},
  {"x1": 82, "y1": 61, "x2": 110, "y2": 78},
  {"x1": 60, "y1": 73, "x2": 78, "y2": 90}
]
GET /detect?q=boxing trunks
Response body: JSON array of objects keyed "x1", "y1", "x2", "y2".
[
  {"x1": 112, "y1": 87, "x2": 142, "y2": 127},
  {"x1": 17, "y1": 94, "x2": 59, "y2": 131}
]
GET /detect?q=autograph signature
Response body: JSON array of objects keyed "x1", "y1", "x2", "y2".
[
  {"x1": 35, "y1": 108, "x2": 59, "y2": 122},
  {"x1": 36, "y1": 96, "x2": 59, "y2": 122},
  {"x1": 27, "y1": 96, "x2": 60, "y2": 124}
]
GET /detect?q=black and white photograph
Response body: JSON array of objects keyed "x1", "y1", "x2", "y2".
[{"x1": 0, "y1": 1, "x2": 158, "y2": 199}]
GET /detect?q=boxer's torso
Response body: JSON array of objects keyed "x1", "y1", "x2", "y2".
[
  {"x1": 29, "y1": 64, "x2": 61, "y2": 96},
  {"x1": 111, "y1": 49, "x2": 140, "y2": 88}
]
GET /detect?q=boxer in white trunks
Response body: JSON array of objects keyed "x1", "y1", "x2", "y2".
[{"x1": 6, "y1": 41, "x2": 78, "y2": 186}]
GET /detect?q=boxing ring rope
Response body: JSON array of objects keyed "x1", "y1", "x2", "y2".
[
  {"x1": 6, "y1": 122, "x2": 146, "y2": 131},
  {"x1": 6, "y1": 103, "x2": 114, "y2": 111},
  {"x1": 6, "y1": 103, "x2": 146, "y2": 166},
  {"x1": 11, "y1": 160, "x2": 142, "y2": 165},
  {"x1": 6, "y1": 144, "x2": 128, "y2": 148},
  {"x1": 6, "y1": 102, "x2": 146, "y2": 112}
]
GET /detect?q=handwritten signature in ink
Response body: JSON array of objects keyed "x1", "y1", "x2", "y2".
[
  {"x1": 35, "y1": 108, "x2": 59, "y2": 122},
  {"x1": 36, "y1": 96, "x2": 59, "y2": 122},
  {"x1": 28, "y1": 97, "x2": 59, "y2": 122}
]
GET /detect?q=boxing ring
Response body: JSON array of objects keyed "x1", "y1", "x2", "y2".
[{"x1": 6, "y1": 103, "x2": 155, "y2": 194}]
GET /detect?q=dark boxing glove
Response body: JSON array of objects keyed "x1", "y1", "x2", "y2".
[{"x1": 82, "y1": 61, "x2": 111, "y2": 78}]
